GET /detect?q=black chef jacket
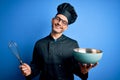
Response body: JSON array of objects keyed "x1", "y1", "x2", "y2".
[{"x1": 27, "y1": 34, "x2": 88, "y2": 80}]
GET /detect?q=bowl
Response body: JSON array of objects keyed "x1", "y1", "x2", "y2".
[{"x1": 73, "y1": 48, "x2": 103, "y2": 64}]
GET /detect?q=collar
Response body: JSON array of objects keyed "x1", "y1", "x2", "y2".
[{"x1": 48, "y1": 34, "x2": 66, "y2": 42}]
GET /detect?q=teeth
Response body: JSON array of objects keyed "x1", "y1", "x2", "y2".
[
  {"x1": 55, "y1": 24, "x2": 62, "y2": 29},
  {"x1": 56, "y1": 26, "x2": 61, "y2": 29}
]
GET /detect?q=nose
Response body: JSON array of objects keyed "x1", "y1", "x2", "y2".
[{"x1": 57, "y1": 19, "x2": 62, "y2": 25}]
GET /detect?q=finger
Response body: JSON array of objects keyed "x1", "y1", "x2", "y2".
[
  {"x1": 86, "y1": 64, "x2": 92, "y2": 69},
  {"x1": 92, "y1": 62, "x2": 98, "y2": 67},
  {"x1": 19, "y1": 63, "x2": 30, "y2": 73},
  {"x1": 21, "y1": 67, "x2": 31, "y2": 76},
  {"x1": 20, "y1": 63, "x2": 30, "y2": 69},
  {"x1": 89, "y1": 64, "x2": 93, "y2": 68},
  {"x1": 83, "y1": 64, "x2": 87, "y2": 68},
  {"x1": 78, "y1": 63, "x2": 86, "y2": 67},
  {"x1": 19, "y1": 63, "x2": 26, "y2": 68},
  {"x1": 22, "y1": 71, "x2": 29, "y2": 76},
  {"x1": 21, "y1": 67, "x2": 28, "y2": 71},
  {"x1": 19, "y1": 65, "x2": 27, "y2": 70}
]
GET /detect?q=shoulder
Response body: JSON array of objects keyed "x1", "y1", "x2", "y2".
[
  {"x1": 62, "y1": 35, "x2": 79, "y2": 47},
  {"x1": 63, "y1": 34, "x2": 78, "y2": 43},
  {"x1": 34, "y1": 35, "x2": 50, "y2": 46}
]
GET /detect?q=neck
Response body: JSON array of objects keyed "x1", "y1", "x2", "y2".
[{"x1": 51, "y1": 32, "x2": 62, "y2": 39}]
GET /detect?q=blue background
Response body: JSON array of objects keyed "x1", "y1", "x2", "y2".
[{"x1": 0, "y1": 0, "x2": 120, "y2": 80}]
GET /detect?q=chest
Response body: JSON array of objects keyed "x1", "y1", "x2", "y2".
[{"x1": 38, "y1": 40, "x2": 76, "y2": 64}]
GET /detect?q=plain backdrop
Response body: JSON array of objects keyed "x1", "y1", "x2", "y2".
[{"x1": 0, "y1": 0, "x2": 120, "y2": 80}]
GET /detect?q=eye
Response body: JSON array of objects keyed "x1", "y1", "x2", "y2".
[
  {"x1": 54, "y1": 16, "x2": 68, "y2": 26},
  {"x1": 55, "y1": 17, "x2": 60, "y2": 21},
  {"x1": 62, "y1": 21, "x2": 68, "y2": 25}
]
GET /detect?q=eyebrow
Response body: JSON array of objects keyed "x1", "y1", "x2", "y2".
[{"x1": 55, "y1": 16, "x2": 68, "y2": 22}]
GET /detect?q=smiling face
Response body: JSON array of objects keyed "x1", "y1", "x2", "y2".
[{"x1": 51, "y1": 14, "x2": 68, "y2": 34}]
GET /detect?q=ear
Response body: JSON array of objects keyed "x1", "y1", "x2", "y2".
[{"x1": 51, "y1": 18, "x2": 54, "y2": 23}]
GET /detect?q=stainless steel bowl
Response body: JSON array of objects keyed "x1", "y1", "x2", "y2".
[{"x1": 73, "y1": 48, "x2": 103, "y2": 64}]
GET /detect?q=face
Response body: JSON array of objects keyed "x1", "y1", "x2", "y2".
[{"x1": 52, "y1": 14, "x2": 68, "y2": 34}]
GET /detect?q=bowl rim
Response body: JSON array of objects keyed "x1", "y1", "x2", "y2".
[{"x1": 73, "y1": 48, "x2": 103, "y2": 54}]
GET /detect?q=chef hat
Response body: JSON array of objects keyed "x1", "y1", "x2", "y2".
[{"x1": 56, "y1": 3, "x2": 78, "y2": 25}]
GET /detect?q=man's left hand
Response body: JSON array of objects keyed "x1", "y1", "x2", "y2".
[{"x1": 79, "y1": 62, "x2": 98, "y2": 74}]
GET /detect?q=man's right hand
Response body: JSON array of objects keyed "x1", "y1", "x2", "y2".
[{"x1": 19, "y1": 63, "x2": 31, "y2": 76}]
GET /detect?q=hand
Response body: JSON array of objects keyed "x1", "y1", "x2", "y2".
[
  {"x1": 79, "y1": 62, "x2": 98, "y2": 74},
  {"x1": 19, "y1": 63, "x2": 31, "y2": 76}
]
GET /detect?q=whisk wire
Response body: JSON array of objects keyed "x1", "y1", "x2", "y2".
[{"x1": 8, "y1": 41, "x2": 23, "y2": 64}]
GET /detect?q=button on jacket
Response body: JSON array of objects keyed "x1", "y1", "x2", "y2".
[{"x1": 28, "y1": 34, "x2": 88, "y2": 80}]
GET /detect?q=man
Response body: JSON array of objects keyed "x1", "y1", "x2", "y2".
[{"x1": 19, "y1": 3, "x2": 97, "y2": 80}]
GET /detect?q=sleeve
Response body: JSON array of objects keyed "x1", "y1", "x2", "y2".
[
  {"x1": 26, "y1": 42, "x2": 43, "y2": 80},
  {"x1": 72, "y1": 41, "x2": 88, "y2": 80}
]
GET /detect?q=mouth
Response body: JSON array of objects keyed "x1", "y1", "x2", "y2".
[{"x1": 55, "y1": 24, "x2": 63, "y2": 29}]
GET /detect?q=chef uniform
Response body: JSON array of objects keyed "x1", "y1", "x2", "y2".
[{"x1": 27, "y1": 3, "x2": 88, "y2": 80}]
